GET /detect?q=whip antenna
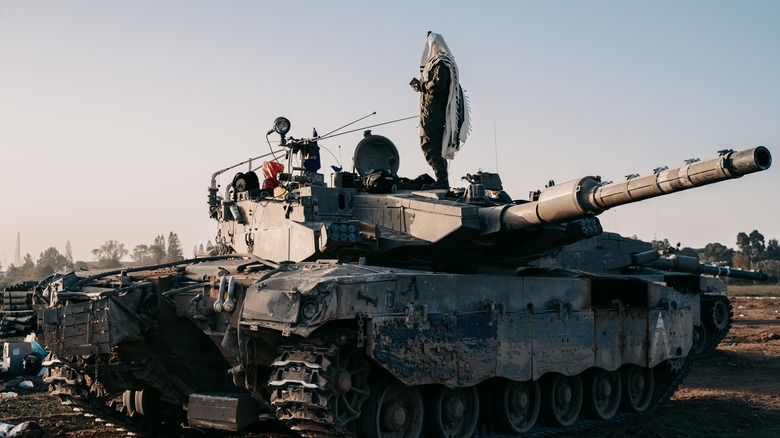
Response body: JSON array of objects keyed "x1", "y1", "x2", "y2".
[
  {"x1": 320, "y1": 115, "x2": 417, "y2": 140},
  {"x1": 321, "y1": 112, "x2": 377, "y2": 138}
]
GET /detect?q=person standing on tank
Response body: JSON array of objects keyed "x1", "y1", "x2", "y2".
[{"x1": 410, "y1": 31, "x2": 470, "y2": 190}]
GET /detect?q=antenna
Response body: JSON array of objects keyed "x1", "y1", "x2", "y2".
[
  {"x1": 494, "y1": 121, "x2": 499, "y2": 173},
  {"x1": 320, "y1": 112, "x2": 376, "y2": 139},
  {"x1": 319, "y1": 115, "x2": 417, "y2": 140},
  {"x1": 15, "y1": 232, "x2": 20, "y2": 266}
]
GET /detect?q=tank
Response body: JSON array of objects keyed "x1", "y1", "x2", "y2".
[
  {"x1": 34, "y1": 118, "x2": 772, "y2": 437},
  {"x1": 530, "y1": 232, "x2": 767, "y2": 357}
]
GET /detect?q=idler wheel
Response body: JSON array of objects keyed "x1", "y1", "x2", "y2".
[
  {"x1": 424, "y1": 385, "x2": 479, "y2": 438},
  {"x1": 362, "y1": 378, "x2": 423, "y2": 438},
  {"x1": 492, "y1": 379, "x2": 540, "y2": 433},
  {"x1": 330, "y1": 346, "x2": 371, "y2": 425},
  {"x1": 707, "y1": 298, "x2": 730, "y2": 332},
  {"x1": 541, "y1": 373, "x2": 582, "y2": 427},
  {"x1": 620, "y1": 365, "x2": 655, "y2": 412},
  {"x1": 582, "y1": 368, "x2": 621, "y2": 420}
]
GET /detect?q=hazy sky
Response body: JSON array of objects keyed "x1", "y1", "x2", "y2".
[{"x1": 1, "y1": 1, "x2": 778, "y2": 264}]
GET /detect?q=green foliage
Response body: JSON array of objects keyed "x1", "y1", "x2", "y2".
[
  {"x1": 132, "y1": 244, "x2": 152, "y2": 264},
  {"x1": 35, "y1": 247, "x2": 73, "y2": 277},
  {"x1": 0, "y1": 253, "x2": 37, "y2": 287},
  {"x1": 755, "y1": 259, "x2": 780, "y2": 283},
  {"x1": 65, "y1": 241, "x2": 74, "y2": 265},
  {"x1": 167, "y1": 232, "x2": 184, "y2": 262},
  {"x1": 131, "y1": 232, "x2": 184, "y2": 265},
  {"x1": 700, "y1": 242, "x2": 734, "y2": 265},
  {"x1": 91, "y1": 240, "x2": 128, "y2": 268},
  {"x1": 1, "y1": 233, "x2": 189, "y2": 287},
  {"x1": 151, "y1": 235, "x2": 167, "y2": 263}
]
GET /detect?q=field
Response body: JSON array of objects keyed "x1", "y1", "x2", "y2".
[{"x1": 727, "y1": 284, "x2": 780, "y2": 297}]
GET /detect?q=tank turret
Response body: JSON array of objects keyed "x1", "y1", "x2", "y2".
[{"x1": 212, "y1": 122, "x2": 771, "y2": 273}]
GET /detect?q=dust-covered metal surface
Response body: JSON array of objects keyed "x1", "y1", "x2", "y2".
[{"x1": 33, "y1": 119, "x2": 772, "y2": 437}]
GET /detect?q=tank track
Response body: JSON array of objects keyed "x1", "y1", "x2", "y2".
[
  {"x1": 268, "y1": 343, "x2": 349, "y2": 437},
  {"x1": 43, "y1": 356, "x2": 187, "y2": 437},
  {"x1": 43, "y1": 359, "x2": 151, "y2": 436},
  {"x1": 699, "y1": 294, "x2": 733, "y2": 356},
  {"x1": 269, "y1": 341, "x2": 696, "y2": 438},
  {"x1": 474, "y1": 356, "x2": 695, "y2": 438}
]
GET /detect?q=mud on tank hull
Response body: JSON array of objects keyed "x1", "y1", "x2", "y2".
[{"x1": 37, "y1": 257, "x2": 697, "y2": 436}]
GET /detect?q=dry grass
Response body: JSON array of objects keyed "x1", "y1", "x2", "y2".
[{"x1": 727, "y1": 284, "x2": 780, "y2": 297}]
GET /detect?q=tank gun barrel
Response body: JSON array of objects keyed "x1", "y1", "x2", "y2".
[
  {"x1": 632, "y1": 250, "x2": 769, "y2": 281},
  {"x1": 484, "y1": 146, "x2": 772, "y2": 232}
]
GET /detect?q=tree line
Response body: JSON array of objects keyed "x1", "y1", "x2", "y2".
[
  {"x1": 652, "y1": 229, "x2": 780, "y2": 282},
  {"x1": 0, "y1": 232, "x2": 213, "y2": 289},
  {"x1": 3, "y1": 229, "x2": 778, "y2": 289}
]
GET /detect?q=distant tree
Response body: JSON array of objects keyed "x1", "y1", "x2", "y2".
[
  {"x1": 736, "y1": 230, "x2": 767, "y2": 267},
  {"x1": 2, "y1": 254, "x2": 36, "y2": 285},
  {"x1": 766, "y1": 239, "x2": 780, "y2": 261},
  {"x1": 20, "y1": 254, "x2": 35, "y2": 276},
  {"x1": 749, "y1": 230, "x2": 766, "y2": 260},
  {"x1": 676, "y1": 246, "x2": 698, "y2": 258},
  {"x1": 92, "y1": 240, "x2": 128, "y2": 268},
  {"x1": 193, "y1": 242, "x2": 210, "y2": 258},
  {"x1": 756, "y1": 260, "x2": 780, "y2": 283},
  {"x1": 699, "y1": 242, "x2": 734, "y2": 265},
  {"x1": 150, "y1": 235, "x2": 166, "y2": 264},
  {"x1": 132, "y1": 244, "x2": 153, "y2": 264},
  {"x1": 166, "y1": 232, "x2": 184, "y2": 262},
  {"x1": 206, "y1": 240, "x2": 214, "y2": 251},
  {"x1": 65, "y1": 241, "x2": 74, "y2": 265},
  {"x1": 35, "y1": 247, "x2": 73, "y2": 277}
]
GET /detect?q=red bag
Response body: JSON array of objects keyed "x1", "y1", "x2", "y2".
[{"x1": 262, "y1": 161, "x2": 285, "y2": 189}]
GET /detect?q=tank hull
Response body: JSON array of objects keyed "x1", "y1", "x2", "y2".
[{"x1": 37, "y1": 258, "x2": 697, "y2": 435}]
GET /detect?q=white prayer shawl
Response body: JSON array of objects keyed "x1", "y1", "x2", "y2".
[{"x1": 420, "y1": 33, "x2": 471, "y2": 160}]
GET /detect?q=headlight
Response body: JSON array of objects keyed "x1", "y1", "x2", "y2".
[{"x1": 273, "y1": 117, "x2": 291, "y2": 136}]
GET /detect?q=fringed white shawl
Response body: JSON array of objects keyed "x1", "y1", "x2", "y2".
[{"x1": 420, "y1": 32, "x2": 471, "y2": 159}]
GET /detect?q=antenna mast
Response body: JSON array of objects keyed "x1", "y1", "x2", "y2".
[{"x1": 15, "y1": 232, "x2": 20, "y2": 265}]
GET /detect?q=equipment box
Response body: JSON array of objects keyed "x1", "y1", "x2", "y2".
[
  {"x1": 2, "y1": 342, "x2": 33, "y2": 375},
  {"x1": 188, "y1": 392, "x2": 261, "y2": 431}
]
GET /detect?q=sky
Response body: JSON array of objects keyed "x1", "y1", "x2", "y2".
[{"x1": 0, "y1": 0, "x2": 778, "y2": 265}]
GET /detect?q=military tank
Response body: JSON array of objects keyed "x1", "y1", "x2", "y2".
[
  {"x1": 530, "y1": 232, "x2": 768, "y2": 358},
  {"x1": 35, "y1": 117, "x2": 772, "y2": 437}
]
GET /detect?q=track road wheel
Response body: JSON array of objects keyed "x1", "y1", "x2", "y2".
[
  {"x1": 425, "y1": 385, "x2": 479, "y2": 438},
  {"x1": 492, "y1": 379, "x2": 540, "y2": 433},
  {"x1": 582, "y1": 369, "x2": 621, "y2": 420},
  {"x1": 541, "y1": 373, "x2": 582, "y2": 427},
  {"x1": 122, "y1": 390, "x2": 136, "y2": 416},
  {"x1": 621, "y1": 365, "x2": 654, "y2": 412},
  {"x1": 692, "y1": 324, "x2": 707, "y2": 355},
  {"x1": 362, "y1": 377, "x2": 423, "y2": 438}
]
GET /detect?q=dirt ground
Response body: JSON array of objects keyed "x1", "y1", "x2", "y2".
[{"x1": 1, "y1": 297, "x2": 779, "y2": 437}]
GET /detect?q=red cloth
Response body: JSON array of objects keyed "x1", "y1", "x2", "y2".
[{"x1": 262, "y1": 161, "x2": 285, "y2": 189}]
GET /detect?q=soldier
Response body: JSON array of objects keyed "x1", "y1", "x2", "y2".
[{"x1": 410, "y1": 31, "x2": 469, "y2": 190}]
